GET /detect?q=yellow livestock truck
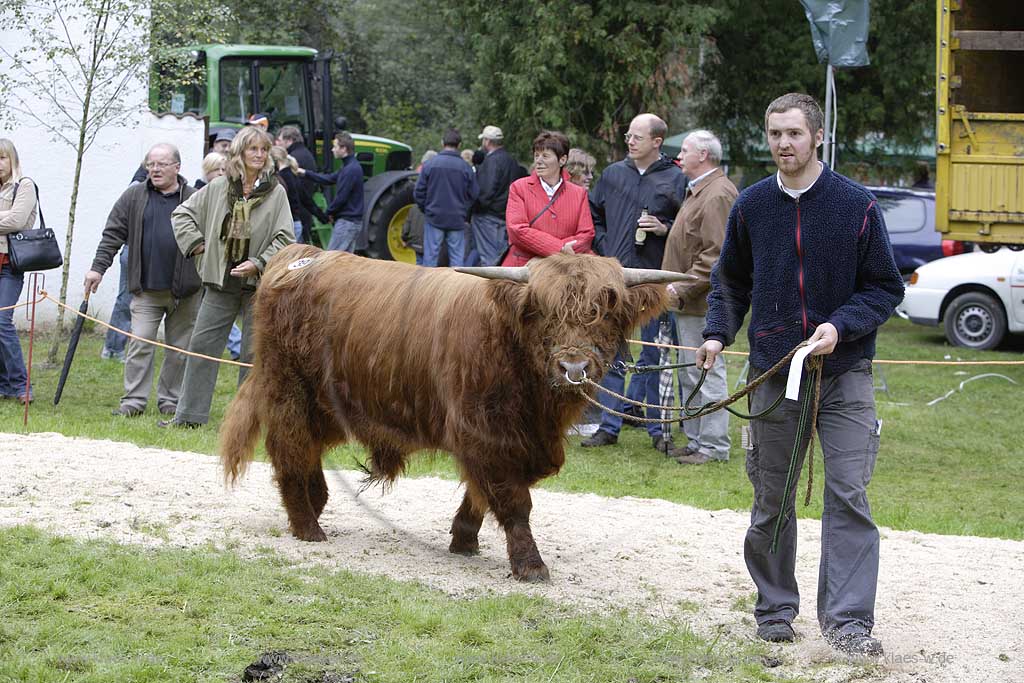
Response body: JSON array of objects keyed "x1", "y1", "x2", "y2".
[{"x1": 935, "y1": 1, "x2": 1024, "y2": 252}]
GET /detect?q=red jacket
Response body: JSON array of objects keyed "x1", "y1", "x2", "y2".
[{"x1": 501, "y1": 170, "x2": 594, "y2": 266}]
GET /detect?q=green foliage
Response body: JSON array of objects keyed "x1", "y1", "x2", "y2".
[
  {"x1": 695, "y1": 0, "x2": 935, "y2": 166},
  {"x1": 148, "y1": 0, "x2": 233, "y2": 113},
  {"x1": 436, "y1": 1, "x2": 722, "y2": 161},
  {"x1": 0, "y1": 526, "x2": 783, "y2": 682}
]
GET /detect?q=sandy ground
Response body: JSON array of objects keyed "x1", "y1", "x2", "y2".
[{"x1": 1, "y1": 432, "x2": 1021, "y2": 683}]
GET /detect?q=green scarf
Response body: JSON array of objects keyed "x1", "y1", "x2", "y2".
[{"x1": 220, "y1": 173, "x2": 277, "y2": 265}]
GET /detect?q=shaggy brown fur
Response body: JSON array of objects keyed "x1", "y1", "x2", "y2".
[{"x1": 220, "y1": 244, "x2": 667, "y2": 581}]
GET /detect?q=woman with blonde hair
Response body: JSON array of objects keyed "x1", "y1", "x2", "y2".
[
  {"x1": 270, "y1": 145, "x2": 328, "y2": 244},
  {"x1": 0, "y1": 139, "x2": 38, "y2": 403},
  {"x1": 565, "y1": 148, "x2": 596, "y2": 191},
  {"x1": 194, "y1": 152, "x2": 227, "y2": 190},
  {"x1": 164, "y1": 126, "x2": 294, "y2": 428}
]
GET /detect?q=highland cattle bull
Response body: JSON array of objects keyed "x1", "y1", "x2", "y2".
[{"x1": 220, "y1": 244, "x2": 689, "y2": 581}]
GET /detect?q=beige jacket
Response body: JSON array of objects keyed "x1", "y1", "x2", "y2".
[
  {"x1": 171, "y1": 175, "x2": 295, "y2": 288},
  {"x1": 662, "y1": 168, "x2": 738, "y2": 316},
  {"x1": 0, "y1": 177, "x2": 40, "y2": 255}
]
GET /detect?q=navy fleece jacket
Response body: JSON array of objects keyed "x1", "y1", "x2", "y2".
[
  {"x1": 305, "y1": 154, "x2": 364, "y2": 221},
  {"x1": 413, "y1": 150, "x2": 479, "y2": 230},
  {"x1": 703, "y1": 164, "x2": 904, "y2": 376}
]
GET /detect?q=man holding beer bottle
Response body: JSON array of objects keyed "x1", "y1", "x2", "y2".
[{"x1": 583, "y1": 113, "x2": 687, "y2": 453}]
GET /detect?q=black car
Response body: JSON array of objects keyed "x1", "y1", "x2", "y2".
[{"x1": 868, "y1": 186, "x2": 968, "y2": 276}]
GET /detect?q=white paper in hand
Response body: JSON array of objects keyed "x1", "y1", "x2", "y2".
[{"x1": 785, "y1": 341, "x2": 823, "y2": 401}]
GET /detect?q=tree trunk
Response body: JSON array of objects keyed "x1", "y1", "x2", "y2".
[{"x1": 45, "y1": 74, "x2": 94, "y2": 365}]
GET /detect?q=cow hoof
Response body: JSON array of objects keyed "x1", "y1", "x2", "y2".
[
  {"x1": 512, "y1": 563, "x2": 550, "y2": 583},
  {"x1": 292, "y1": 523, "x2": 328, "y2": 542},
  {"x1": 449, "y1": 536, "x2": 480, "y2": 555}
]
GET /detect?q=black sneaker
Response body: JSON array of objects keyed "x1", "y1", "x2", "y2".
[
  {"x1": 757, "y1": 620, "x2": 795, "y2": 643},
  {"x1": 828, "y1": 631, "x2": 883, "y2": 656},
  {"x1": 580, "y1": 430, "x2": 618, "y2": 447}
]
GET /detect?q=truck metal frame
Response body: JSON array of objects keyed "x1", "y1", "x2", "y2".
[{"x1": 935, "y1": 1, "x2": 1024, "y2": 251}]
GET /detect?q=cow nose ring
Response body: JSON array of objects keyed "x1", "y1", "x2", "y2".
[{"x1": 564, "y1": 369, "x2": 587, "y2": 385}]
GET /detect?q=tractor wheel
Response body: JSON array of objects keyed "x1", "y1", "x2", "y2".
[{"x1": 366, "y1": 178, "x2": 416, "y2": 263}]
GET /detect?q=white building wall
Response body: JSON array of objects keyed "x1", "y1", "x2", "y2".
[{"x1": 2, "y1": 17, "x2": 207, "y2": 329}]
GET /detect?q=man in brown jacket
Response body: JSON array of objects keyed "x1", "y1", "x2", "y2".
[{"x1": 662, "y1": 130, "x2": 737, "y2": 464}]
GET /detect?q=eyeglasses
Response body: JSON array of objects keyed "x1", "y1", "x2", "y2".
[
  {"x1": 146, "y1": 161, "x2": 179, "y2": 170},
  {"x1": 624, "y1": 133, "x2": 646, "y2": 143}
]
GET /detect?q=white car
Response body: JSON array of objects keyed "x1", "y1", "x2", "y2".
[{"x1": 897, "y1": 247, "x2": 1024, "y2": 349}]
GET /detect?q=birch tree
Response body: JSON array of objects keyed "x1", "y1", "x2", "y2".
[{"x1": 0, "y1": 0, "x2": 149, "y2": 362}]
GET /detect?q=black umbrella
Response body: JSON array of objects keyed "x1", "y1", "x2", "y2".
[{"x1": 53, "y1": 293, "x2": 90, "y2": 405}]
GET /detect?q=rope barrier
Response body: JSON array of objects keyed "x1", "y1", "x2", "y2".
[
  {"x1": 0, "y1": 294, "x2": 47, "y2": 313},
  {"x1": 628, "y1": 338, "x2": 1024, "y2": 366},
  {"x1": 16, "y1": 293, "x2": 1024, "y2": 374},
  {"x1": 40, "y1": 291, "x2": 254, "y2": 368}
]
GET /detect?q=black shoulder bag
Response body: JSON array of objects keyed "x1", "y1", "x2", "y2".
[{"x1": 6, "y1": 180, "x2": 63, "y2": 273}]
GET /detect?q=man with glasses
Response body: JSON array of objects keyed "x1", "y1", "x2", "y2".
[
  {"x1": 85, "y1": 143, "x2": 202, "y2": 418},
  {"x1": 582, "y1": 113, "x2": 686, "y2": 453}
]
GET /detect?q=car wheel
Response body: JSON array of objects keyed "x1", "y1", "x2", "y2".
[{"x1": 943, "y1": 292, "x2": 1007, "y2": 350}]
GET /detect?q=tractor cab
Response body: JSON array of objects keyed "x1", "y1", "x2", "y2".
[{"x1": 151, "y1": 44, "x2": 417, "y2": 262}]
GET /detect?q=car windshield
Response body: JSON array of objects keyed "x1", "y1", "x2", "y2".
[
  {"x1": 219, "y1": 58, "x2": 310, "y2": 128},
  {"x1": 878, "y1": 195, "x2": 928, "y2": 234}
]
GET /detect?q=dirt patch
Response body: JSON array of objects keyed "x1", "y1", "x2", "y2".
[{"x1": 2, "y1": 432, "x2": 1021, "y2": 683}]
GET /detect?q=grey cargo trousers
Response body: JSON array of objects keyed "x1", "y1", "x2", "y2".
[{"x1": 746, "y1": 358, "x2": 880, "y2": 638}]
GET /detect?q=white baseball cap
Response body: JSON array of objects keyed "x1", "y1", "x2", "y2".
[{"x1": 478, "y1": 125, "x2": 504, "y2": 141}]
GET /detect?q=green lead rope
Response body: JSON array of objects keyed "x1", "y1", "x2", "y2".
[{"x1": 769, "y1": 359, "x2": 823, "y2": 554}]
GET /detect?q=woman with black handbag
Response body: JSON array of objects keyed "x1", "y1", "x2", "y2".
[{"x1": 0, "y1": 138, "x2": 36, "y2": 403}]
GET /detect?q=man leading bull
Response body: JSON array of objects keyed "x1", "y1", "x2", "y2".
[{"x1": 697, "y1": 93, "x2": 904, "y2": 656}]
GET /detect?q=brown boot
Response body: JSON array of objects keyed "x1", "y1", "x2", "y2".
[{"x1": 674, "y1": 451, "x2": 714, "y2": 465}]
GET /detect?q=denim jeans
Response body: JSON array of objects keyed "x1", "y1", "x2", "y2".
[
  {"x1": 328, "y1": 218, "x2": 361, "y2": 252},
  {"x1": 595, "y1": 316, "x2": 665, "y2": 438},
  {"x1": 470, "y1": 213, "x2": 508, "y2": 266},
  {"x1": 423, "y1": 223, "x2": 467, "y2": 267},
  {"x1": 293, "y1": 220, "x2": 306, "y2": 245},
  {"x1": 103, "y1": 247, "x2": 132, "y2": 355},
  {"x1": 0, "y1": 261, "x2": 30, "y2": 398},
  {"x1": 226, "y1": 322, "x2": 242, "y2": 359}
]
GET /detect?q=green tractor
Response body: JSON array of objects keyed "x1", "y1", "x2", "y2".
[{"x1": 151, "y1": 44, "x2": 417, "y2": 263}]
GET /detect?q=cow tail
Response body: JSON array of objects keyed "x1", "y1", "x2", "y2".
[{"x1": 220, "y1": 376, "x2": 262, "y2": 485}]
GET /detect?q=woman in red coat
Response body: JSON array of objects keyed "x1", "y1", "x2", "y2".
[{"x1": 501, "y1": 131, "x2": 594, "y2": 266}]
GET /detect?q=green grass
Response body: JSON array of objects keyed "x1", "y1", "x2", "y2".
[
  {"x1": 4, "y1": 317, "x2": 1023, "y2": 539},
  {"x1": 0, "y1": 526, "x2": 797, "y2": 683}
]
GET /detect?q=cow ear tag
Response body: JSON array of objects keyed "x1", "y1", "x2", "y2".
[{"x1": 288, "y1": 257, "x2": 315, "y2": 271}]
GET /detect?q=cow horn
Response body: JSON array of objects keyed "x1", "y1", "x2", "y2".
[
  {"x1": 622, "y1": 268, "x2": 698, "y2": 286},
  {"x1": 454, "y1": 266, "x2": 530, "y2": 283}
]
